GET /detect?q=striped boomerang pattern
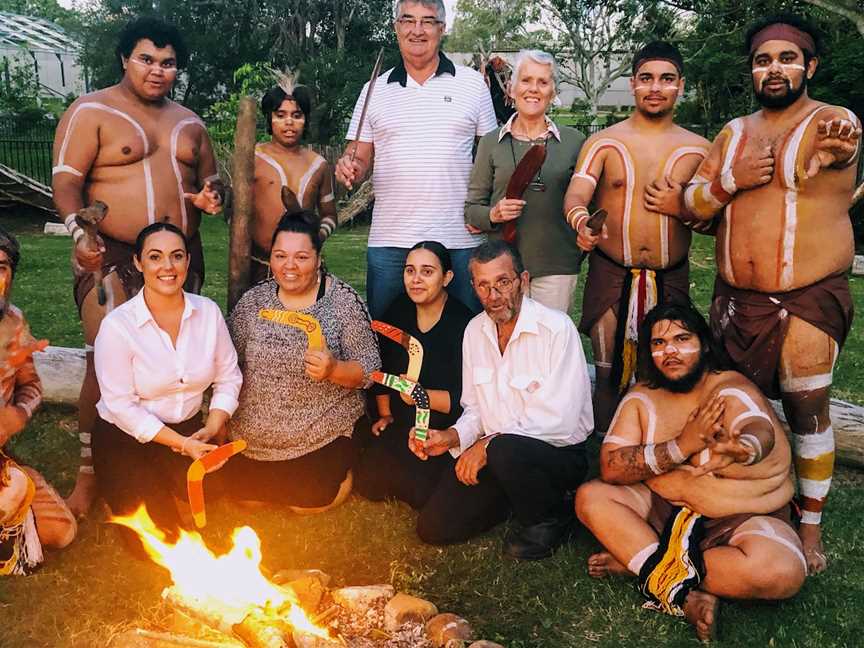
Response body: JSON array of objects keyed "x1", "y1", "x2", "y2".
[
  {"x1": 370, "y1": 371, "x2": 431, "y2": 441},
  {"x1": 371, "y1": 320, "x2": 424, "y2": 382}
]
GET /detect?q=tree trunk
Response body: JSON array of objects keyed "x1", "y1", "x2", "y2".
[{"x1": 227, "y1": 97, "x2": 256, "y2": 313}]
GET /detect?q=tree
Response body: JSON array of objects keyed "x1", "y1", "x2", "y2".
[
  {"x1": 446, "y1": 0, "x2": 545, "y2": 54},
  {"x1": 536, "y1": 0, "x2": 677, "y2": 114},
  {"x1": 803, "y1": 0, "x2": 864, "y2": 36}
]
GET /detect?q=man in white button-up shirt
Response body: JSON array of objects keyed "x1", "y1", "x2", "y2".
[{"x1": 410, "y1": 240, "x2": 593, "y2": 559}]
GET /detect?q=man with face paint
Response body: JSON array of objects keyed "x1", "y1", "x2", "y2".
[
  {"x1": 52, "y1": 17, "x2": 224, "y2": 516},
  {"x1": 577, "y1": 303, "x2": 804, "y2": 642},
  {"x1": 0, "y1": 229, "x2": 77, "y2": 575},
  {"x1": 251, "y1": 82, "x2": 337, "y2": 284},
  {"x1": 563, "y1": 42, "x2": 710, "y2": 435},
  {"x1": 678, "y1": 15, "x2": 861, "y2": 574},
  {"x1": 409, "y1": 241, "x2": 593, "y2": 560}
]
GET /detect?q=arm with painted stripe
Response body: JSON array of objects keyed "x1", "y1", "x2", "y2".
[
  {"x1": 600, "y1": 390, "x2": 715, "y2": 485},
  {"x1": 51, "y1": 101, "x2": 100, "y2": 264},
  {"x1": 690, "y1": 384, "x2": 779, "y2": 478},
  {"x1": 563, "y1": 138, "x2": 605, "y2": 251},
  {"x1": 317, "y1": 161, "x2": 338, "y2": 240},
  {"x1": 186, "y1": 125, "x2": 223, "y2": 215},
  {"x1": 683, "y1": 127, "x2": 774, "y2": 220},
  {"x1": 804, "y1": 110, "x2": 862, "y2": 179}
]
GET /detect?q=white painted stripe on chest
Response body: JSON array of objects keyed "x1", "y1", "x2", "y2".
[
  {"x1": 578, "y1": 138, "x2": 636, "y2": 265},
  {"x1": 58, "y1": 102, "x2": 155, "y2": 223},
  {"x1": 720, "y1": 120, "x2": 744, "y2": 283},
  {"x1": 255, "y1": 150, "x2": 288, "y2": 187},
  {"x1": 170, "y1": 118, "x2": 203, "y2": 231},
  {"x1": 780, "y1": 109, "x2": 826, "y2": 288},
  {"x1": 297, "y1": 155, "x2": 325, "y2": 205},
  {"x1": 660, "y1": 147, "x2": 706, "y2": 267}
]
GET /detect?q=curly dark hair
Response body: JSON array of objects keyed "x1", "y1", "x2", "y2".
[
  {"x1": 260, "y1": 85, "x2": 313, "y2": 135},
  {"x1": 632, "y1": 41, "x2": 684, "y2": 77},
  {"x1": 116, "y1": 16, "x2": 189, "y2": 76}
]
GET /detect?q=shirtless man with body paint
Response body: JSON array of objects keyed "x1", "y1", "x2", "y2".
[
  {"x1": 251, "y1": 83, "x2": 337, "y2": 284},
  {"x1": 677, "y1": 15, "x2": 861, "y2": 574},
  {"x1": 562, "y1": 42, "x2": 710, "y2": 434},
  {"x1": 53, "y1": 17, "x2": 223, "y2": 516},
  {"x1": 576, "y1": 303, "x2": 804, "y2": 642}
]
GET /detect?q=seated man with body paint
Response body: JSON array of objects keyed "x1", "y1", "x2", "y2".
[
  {"x1": 576, "y1": 302, "x2": 804, "y2": 642},
  {"x1": 0, "y1": 230, "x2": 77, "y2": 575}
]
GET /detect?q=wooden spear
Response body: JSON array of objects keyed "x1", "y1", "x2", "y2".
[{"x1": 227, "y1": 96, "x2": 257, "y2": 313}]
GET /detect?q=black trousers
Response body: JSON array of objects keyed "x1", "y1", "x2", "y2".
[
  {"x1": 207, "y1": 417, "x2": 366, "y2": 508},
  {"x1": 355, "y1": 419, "x2": 454, "y2": 510},
  {"x1": 416, "y1": 434, "x2": 588, "y2": 545},
  {"x1": 92, "y1": 414, "x2": 200, "y2": 533}
]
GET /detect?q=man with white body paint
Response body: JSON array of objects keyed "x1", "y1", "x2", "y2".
[
  {"x1": 52, "y1": 17, "x2": 223, "y2": 516},
  {"x1": 678, "y1": 15, "x2": 861, "y2": 574},
  {"x1": 562, "y1": 42, "x2": 710, "y2": 435},
  {"x1": 576, "y1": 302, "x2": 804, "y2": 642}
]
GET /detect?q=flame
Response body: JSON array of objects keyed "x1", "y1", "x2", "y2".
[{"x1": 111, "y1": 506, "x2": 329, "y2": 638}]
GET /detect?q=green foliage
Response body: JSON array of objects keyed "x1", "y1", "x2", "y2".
[
  {"x1": 445, "y1": 0, "x2": 544, "y2": 53},
  {"x1": 0, "y1": 58, "x2": 51, "y2": 125},
  {"x1": 0, "y1": 0, "x2": 76, "y2": 26}
]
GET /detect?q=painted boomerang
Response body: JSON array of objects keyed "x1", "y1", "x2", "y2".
[
  {"x1": 371, "y1": 321, "x2": 424, "y2": 382},
  {"x1": 259, "y1": 309, "x2": 324, "y2": 350},
  {"x1": 7, "y1": 339, "x2": 48, "y2": 368},
  {"x1": 370, "y1": 371, "x2": 431, "y2": 442},
  {"x1": 187, "y1": 439, "x2": 247, "y2": 528},
  {"x1": 501, "y1": 143, "x2": 547, "y2": 245}
]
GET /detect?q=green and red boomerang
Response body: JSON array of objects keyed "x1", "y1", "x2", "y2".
[{"x1": 370, "y1": 371, "x2": 431, "y2": 441}]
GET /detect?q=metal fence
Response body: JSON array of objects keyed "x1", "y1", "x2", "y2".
[{"x1": 0, "y1": 116, "x2": 56, "y2": 186}]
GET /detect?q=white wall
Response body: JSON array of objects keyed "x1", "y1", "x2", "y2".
[{"x1": 0, "y1": 45, "x2": 86, "y2": 97}]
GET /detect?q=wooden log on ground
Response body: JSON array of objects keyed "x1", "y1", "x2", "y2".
[
  {"x1": 31, "y1": 349, "x2": 864, "y2": 468},
  {"x1": 227, "y1": 97, "x2": 257, "y2": 313}
]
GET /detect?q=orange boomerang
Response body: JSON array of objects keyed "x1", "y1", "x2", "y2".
[
  {"x1": 371, "y1": 320, "x2": 424, "y2": 382},
  {"x1": 259, "y1": 309, "x2": 324, "y2": 350},
  {"x1": 187, "y1": 440, "x2": 247, "y2": 528}
]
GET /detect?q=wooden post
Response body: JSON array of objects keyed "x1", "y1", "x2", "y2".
[{"x1": 227, "y1": 96, "x2": 256, "y2": 313}]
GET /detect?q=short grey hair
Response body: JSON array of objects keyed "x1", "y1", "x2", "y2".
[
  {"x1": 394, "y1": 0, "x2": 446, "y2": 23},
  {"x1": 511, "y1": 49, "x2": 557, "y2": 87}
]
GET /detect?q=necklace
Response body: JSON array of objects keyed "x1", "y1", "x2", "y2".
[{"x1": 508, "y1": 133, "x2": 548, "y2": 192}]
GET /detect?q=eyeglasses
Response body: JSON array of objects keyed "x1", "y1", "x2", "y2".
[
  {"x1": 396, "y1": 17, "x2": 443, "y2": 30},
  {"x1": 473, "y1": 275, "x2": 519, "y2": 298}
]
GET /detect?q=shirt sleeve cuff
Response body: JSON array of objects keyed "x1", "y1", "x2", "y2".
[
  {"x1": 449, "y1": 422, "x2": 477, "y2": 459},
  {"x1": 134, "y1": 415, "x2": 166, "y2": 444},
  {"x1": 210, "y1": 393, "x2": 239, "y2": 417}
]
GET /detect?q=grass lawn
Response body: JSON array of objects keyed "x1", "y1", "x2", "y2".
[{"x1": 1, "y1": 215, "x2": 863, "y2": 647}]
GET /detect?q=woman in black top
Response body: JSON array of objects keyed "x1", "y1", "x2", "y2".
[{"x1": 356, "y1": 241, "x2": 474, "y2": 511}]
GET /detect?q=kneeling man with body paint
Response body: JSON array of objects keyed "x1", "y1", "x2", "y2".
[{"x1": 576, "y1": 303, "x2": 805, "y2": 642}]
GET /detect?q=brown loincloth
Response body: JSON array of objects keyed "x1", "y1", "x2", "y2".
[
  {"x1": 709, "y1": 272, "x2": 853, "y2": 400},
  {"x1": 647, "y1": 490, "x2": 794, "y2": 552},
  {"x1": 73, "y1": 231, "x2": 205, "y2": 316},
  {"x1": 578, "y1": 249, "x2": 690, "y2": 335}
]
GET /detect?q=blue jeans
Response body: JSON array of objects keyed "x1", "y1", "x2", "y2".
[{"x1": 366, "y1": 246, "x2": 481, "y2": 319}]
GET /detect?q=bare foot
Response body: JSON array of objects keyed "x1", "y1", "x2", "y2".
[
  {"x1": 798, "y1": 522, "x2": 828, "y2": 575},
  {"x1": 683, "y1": 590, "x2": 719, "y2": 642},
  {"x1": 587, "y1": 552, "x2": 630, "y2": 579},
  {"x1": 65, "y1": 470, "x2": 97, "y2": 519}
]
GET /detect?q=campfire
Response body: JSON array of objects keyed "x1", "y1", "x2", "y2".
[{"x1": 109, "y1": 507, "x2": 498, "y2": 648}]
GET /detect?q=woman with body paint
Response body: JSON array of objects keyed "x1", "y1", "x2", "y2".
[
  {"x1": 355, "y1": 241, "x2": 474, "y2": 511},
  {"x1": 250, "y1": 78, "x2": 338, "y2": 285},
  {"x1": 92, "y1": 223, "x2": 242, "y2": 537},
  {"x1": 465, "y1": 49, "x2": 586, "y2": 315}
]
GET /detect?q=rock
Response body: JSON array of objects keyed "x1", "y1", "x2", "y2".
[
  {"x1": 425, "y1": 613, "x2": 474, "y2": 647},
  {"x1": 283, "y1": 576, "x2": 325, "y2": 613},
  {"x1": 271, "y1": 568, "x2": 332, "y2": 588},
  {"x1": 331, "y1": 584, "x2": 395, "y2": 613},
  {"x1": 384, "y1": 593, "x2": 439, "y2": 631},
  {"x1": 469, "y1": 642, "x2": 506, "y2": 648}
]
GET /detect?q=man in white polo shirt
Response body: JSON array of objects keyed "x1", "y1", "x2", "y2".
[
  {"x1": 408, "y1": 240, "x2": 594, "y2": 559},
  {"x1": 335, "y1": 0, "x2": 497, "y2": 317}
]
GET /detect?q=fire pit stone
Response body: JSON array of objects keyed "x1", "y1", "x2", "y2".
[
  {"x1": 272, "y1": 569, "x2": 331, "y2": 588},
  {"x1": 467, "y1": 642, "x2": 505, "y2": 648},
  {"x1": 424, "y1": 614, "x2": 474, "y2": 647},
  {"x1": 331, "y1": 584, "x2": 395, "y2": 613},
  {"x1": 384, "y1": 593, "x2": 439, "y2": 632}
]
